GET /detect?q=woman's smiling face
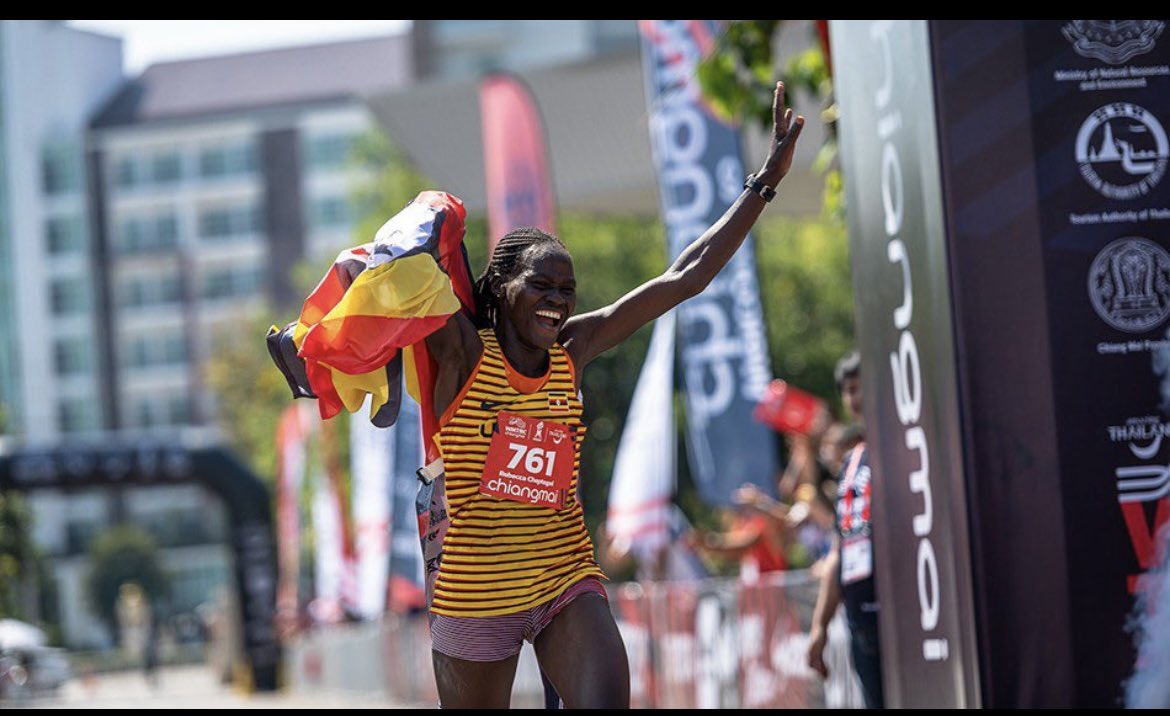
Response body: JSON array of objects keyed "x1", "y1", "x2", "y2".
[{"x1": 499, "y1": 243, "x2": 577, "y2": 350}]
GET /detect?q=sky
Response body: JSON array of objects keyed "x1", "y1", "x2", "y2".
[{"x1": 68, "y1": 20, "x2": 411, "y2": 74}]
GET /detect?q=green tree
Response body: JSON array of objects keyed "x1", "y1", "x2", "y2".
[
  {"x1": 755, "y1": 215, "x2": 855, "y2": 415},
  {"x1": 0, "y1": 490, "x2": 33, "y2": 618},
  {"x1": 85, "y1": 525, "x2": 170, "y2": 634},
  {"x1": 204, "y1": 311, "x2": 297, "y2": 490},
  {"x1": 698, "y1": 20, "x2": 842, "y2": 221}
]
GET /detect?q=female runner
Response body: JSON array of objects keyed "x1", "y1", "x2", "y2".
[{"x1": 424, "y1": 81, "x2": 804, "y2": 708}]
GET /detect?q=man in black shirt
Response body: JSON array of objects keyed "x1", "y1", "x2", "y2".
[{"x1": 806, "y1": 350, "x2": 884, "y2": 709}]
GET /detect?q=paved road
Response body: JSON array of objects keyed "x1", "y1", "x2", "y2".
[{"x1": 12, "y1": 663, "x2": 425, "y2": 709}]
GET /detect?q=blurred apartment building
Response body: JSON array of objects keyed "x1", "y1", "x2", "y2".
[{"x1": 0, "y1": 19, "x2": 654, "y2": 649}]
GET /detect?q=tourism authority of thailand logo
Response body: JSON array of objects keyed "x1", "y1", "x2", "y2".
[
  {"x1": 1076, "y1": 103, "x2": 1169, "y2": 200},
  {"x1": 1062, "y1": 20, "x2": 1164, "y2": 65},
  {"x1": 1088, "y1": 237, "x2": 1170, "y2": 333}
]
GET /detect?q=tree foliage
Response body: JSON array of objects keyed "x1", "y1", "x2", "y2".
[
  {"x1": 0, "y1": 491, "x2": 33, "y2": 618},
  {"x1": 699, "y1": 20, "x2": 842, "y2": 222},
  {"x1": 204, "y1": 312, "x2": 292, "y2": 491}
]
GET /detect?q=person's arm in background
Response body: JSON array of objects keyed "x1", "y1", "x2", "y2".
[
  {"x1": 733, "y1": 483, "x2": 790, "y2": 524},
  {"x1": 685, "y1": 523, "x2": 761, "y2": 561},
  {"x1": 807, "y1": 534, "x2": 842, "y2": 679},
  {"x1": 778, "y1": 433, "x2": 819, "y2": 499}
]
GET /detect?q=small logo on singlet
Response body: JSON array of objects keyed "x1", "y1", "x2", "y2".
[{"x1": 548, "y1": 392, "x2": 569, "y2": 412}]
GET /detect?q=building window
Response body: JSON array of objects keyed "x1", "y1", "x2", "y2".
[
  {"x1": 117, "y1": 273, "x2": 181, "y2": 309},
  {"x1": 167, "y1": 396, "x2": 189, "y2": 424},
  {"x1": 152, "y1": 153, "x2": 182, "y2": 183},
  {"x1": 121, "y1": 331, "x2": 188, "y2": 369},
  {"x1": 163, "y1": 333, "x2": 186, "y2": 364},
  {"x1": 54, "y1": 337, "x2": 91, "y2": 376},
  {"x1": 201, "y1": 265, "x2": 264, "y2": 301},
  {"x1": 50, "y1": 278, "x2": 89, "y2": 316},
  {"x1": 57, "y1": 399, "x2": 97, "y2": 433},
  {"x1": 113, "y1": 149, "x2": 184, "y2": 190},
  {"x1": 64, "y1": 519, "x2": 103, "y2": 555},
  {"x1": 309, "y1": 196, "x2": 350, "y2": 229},
  {"x1": 199, "y1": 143, "x2": 257, "y2": 179},
  {"x1": 134, "y1": 400, "x2": 153, "y2": 428},
  {"x1": 306, "y1": 134, "x2": 356, "y2": 170},
  {"x1": 43, "y1": 144, "x2": 81, "y2": 196},
  {"x1": 116, "y1": 212, "x2": 179, "y2": 253},
  {"x1": 130, "y1": 393, "x2": 189, "y2": 428},
  {"x1": 46, "y1": 215, "x2": 86, "y2": 254},
  {"x1": 199, "y1": 204, "x2": 262, "y2": 240},
  {"x1": 114, "y1": 156, "x2": 141, "y2": 189}
]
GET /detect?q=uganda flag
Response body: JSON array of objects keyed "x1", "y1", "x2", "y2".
[{"x1": 267, "y1": 191, "x2": 475, "y2": 443}]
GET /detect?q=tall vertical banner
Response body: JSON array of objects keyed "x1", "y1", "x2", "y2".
[
  {"x1": 831, "y1": 20, "x2": 980, "y2": 708},
  {"x1": 275, "y1": 403, "x2": 311, "y2": 635},
  {"x1": 639, "y1": 20, "x2": 778, "y2": 505},
  {"x1": 834, "y1": 18, "x2": 1170, "y2": 708},
  {"x1": 1010, "y1": 20, "x2": 1170, "y2": 707},
  {"x1": 607, "y1": 311, "x2": 677, "y2": 555},
  {"x1": 480, "y1": 73, "x2": 557, "y2": 252},
  {"x1": 350, "y1": 398, "x2": 393, "y2": 620},
  {"x1": 351, "y1": 393, "x2": 426, "y2": 617},
  {"x1": 387, "y1": 393, "x2": 426, "y2": 612},
  {"x1": 310, "y1": 467, "x2": 347, "y2": 623}
]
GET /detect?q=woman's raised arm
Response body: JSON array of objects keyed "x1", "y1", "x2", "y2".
[{"x1": 561, "y1": 81, "x2": 804, "y2": 370}]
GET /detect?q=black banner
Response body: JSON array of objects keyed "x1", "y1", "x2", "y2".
[
  {"x1": 932, "y1": 19, "x2": 1170, "y2": 708},
  {"x1": 831, "y1": 19, "x2": 981, "y2": 708},
  {"x1": 639, "y1": 20, "x2": 779, "y2": 505},
  {"x1": 836, "y1": 18, "x2": 1170, "y2": 708}
]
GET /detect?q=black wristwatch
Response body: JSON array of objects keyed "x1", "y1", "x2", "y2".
[{"x1": 744, "y1": 173, "x2": 777, "y2": 203}]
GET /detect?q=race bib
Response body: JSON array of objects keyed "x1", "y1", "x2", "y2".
[
  {"x1": 480, "y1": 411, "x2": 574, "y2": 510},
  {"x1": 841, "y1": 535, "x2": 873, "y2": 585}
]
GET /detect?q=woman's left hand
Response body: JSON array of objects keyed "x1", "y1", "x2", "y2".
[{"x1": 757, "y1": 81, "x2": 805, "y2": 187}]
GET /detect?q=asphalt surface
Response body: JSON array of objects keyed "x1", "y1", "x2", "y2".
[{"x1": 10, "y1": 663, "x2": 424, "y2": 709}]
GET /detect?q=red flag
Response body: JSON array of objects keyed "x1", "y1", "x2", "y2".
[{"x1": 479, "y1": 73, "x2": 557, "y2": 252}]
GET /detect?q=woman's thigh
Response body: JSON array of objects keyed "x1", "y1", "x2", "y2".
[
  {"x1": 533, "y1": 593, "x2": 630, "y2": 709},
  {"x1": 432, "y1": 649, "x2": 519, "y2": 709}
]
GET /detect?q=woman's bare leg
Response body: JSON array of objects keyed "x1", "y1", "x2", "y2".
[
  {"x1": 533, "y1": 594, "x2": 630, "y2": 709},
  {"x1": 432, "y1": 650, "x2": 520, "y2": 709}
]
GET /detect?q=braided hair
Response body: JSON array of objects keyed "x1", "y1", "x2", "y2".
[{"x1": 472, "y1": 227, "x2": 566, "y2": 329}]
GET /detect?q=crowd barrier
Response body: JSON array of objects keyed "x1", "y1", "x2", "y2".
[{"x1": 284, "y1": 570, "x2": 865, "y2": 708}]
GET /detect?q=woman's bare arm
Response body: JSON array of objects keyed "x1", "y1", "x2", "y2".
[
  {"x1": 561, "y1": 81, "x2": 804, "y2": 371},
  {"x1": 424, "y1": 312, "x2": 483, "y2": 420}
]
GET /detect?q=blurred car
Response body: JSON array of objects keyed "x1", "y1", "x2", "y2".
[
  {"x1": 0, "y1": 652, "x2": 30, "y2": 699},
  {"x1": 0, "y1": 646, "x2": 71, "y2": 697},
  {"x1": 27, "y1": 646, "x2": 71, "y2": 692}
]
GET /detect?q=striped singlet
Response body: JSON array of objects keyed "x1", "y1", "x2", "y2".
[{"x1": 431, "y1": 328, "x2": 605, "y2": 618}]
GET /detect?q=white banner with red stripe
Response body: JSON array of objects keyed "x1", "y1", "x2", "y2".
[{"x1": 607, "y1": 311, "x2": 677, "y2": 557}]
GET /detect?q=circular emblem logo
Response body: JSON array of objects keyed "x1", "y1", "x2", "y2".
[
  {"x1": 1075, "y1": 103, "x2": 1169, "y2": 200},
  {"x1": 1088, "y1": 237, "x2": 1170, "y2": 332},
  {"x1": 1062, "y1": 20, "x2": 1164, "y2": 64}
]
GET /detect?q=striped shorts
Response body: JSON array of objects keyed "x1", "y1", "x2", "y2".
[{"x1": 429, "y1": 577, "x2": 608, "y2": 662}]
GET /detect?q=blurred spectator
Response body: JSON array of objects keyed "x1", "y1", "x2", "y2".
[
  {"x1": 598, "y1": 506, "x2": 707, "y2": 583},
  {"x1": 807, "y1": 350, "x2": 884, "y2": 709},
  {"x1": 735, "y1": 420, "x2": 865, "y2": 575},
  {"x1": 142, "y1": 614, "x2": 159, "y2": 688},
  {"x1": 686, "y1": 506, "x2": 788, "y2": 583},
  {"x1": 116, "y1": 583, "x2": 150, "y2": 664},
  {"x1": 197, "y1": 586, "x2": 235, "y2": 685},
  {"x1": 820, "y1": 422, "x2": 865, "y2": 476}
]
